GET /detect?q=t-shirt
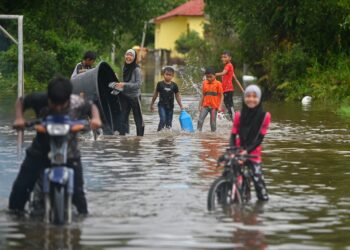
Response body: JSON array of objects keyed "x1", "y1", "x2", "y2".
[
  {"x1": 156, "y1": 81, "x2": 179, "y2": 109},
  {"x1": 222, "y1": 62, "x2": 234, "y2": 92},
  {"x1": 70, "y1": 62, "x2": 93, "y2": 79},
  {"x1": 202, "y1": 79, "x2": 223, "y2": 109},
  {"x1": 231, "y1": 112, "x2": 271, "y2": 163},
  {"x1": 23, "y1": 93, "x2": 92, "y2": 160}
]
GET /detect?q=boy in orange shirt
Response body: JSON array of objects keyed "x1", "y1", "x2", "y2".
[
  {"x1": 215, "y1": 51, "x2": 244, "y2": 120},
  {"x1": 197, "y1": 67, "x2": 223, "y2": 132}
]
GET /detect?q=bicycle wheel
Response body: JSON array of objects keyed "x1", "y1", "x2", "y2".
[
  {"x1": 208, "y1": 177, "x2": 237, "y2": 210},
  {"x1": 52, "y1": 186, "x2": 65, "y2": 225},
  {"x1": 241, "y1": 177, "x2": 251, "y2": 203}
]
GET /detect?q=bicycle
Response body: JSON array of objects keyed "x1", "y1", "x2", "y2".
[{"x1": 207, "y1": 147, "x2": 257, "y2": 211}]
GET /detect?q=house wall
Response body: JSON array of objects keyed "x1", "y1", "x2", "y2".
[
  {"x1": 187, "y1": 16, "x2": 205, "y2": 38},
  {"x1": 155, "y1": 16, "x2": 205, "y2": 58}
]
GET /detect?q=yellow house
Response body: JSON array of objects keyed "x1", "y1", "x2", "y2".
[{"x1": 152, "y1": 0, "x2": 205, "y2": 58}]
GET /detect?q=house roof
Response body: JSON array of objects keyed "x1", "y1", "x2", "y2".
[{"x1": 154, "y1": 0, "x2": 204, "y2": 23}]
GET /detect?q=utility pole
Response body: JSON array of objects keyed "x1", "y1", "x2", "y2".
[
  {"x1": 0, "y1": 15, "x2": 24, "y2": 155},
  {"x1": 0, "y1": 15, "x2": 24, "y2": 98},
  {"x1": 139, "y1": 21, "x2": 148, "y2": 67},
  {"x1": 111, "y1": 30, "x2": 116, "y2": 66}
]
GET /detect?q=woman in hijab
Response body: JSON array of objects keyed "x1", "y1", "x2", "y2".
[
  {"x1": 112, "y1": 49, "x2": 144, "y2": 136},
  {"x1": 229, "y1": 85, "x2": 271, "y2": 201}
]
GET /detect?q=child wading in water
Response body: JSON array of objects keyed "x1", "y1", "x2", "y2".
[
  {"x1": 215, "y1": 51, "x2": 244, "y2": 120},
  {"x1": 197, "y1": 67, "x2": 223, "y2": 132},
  {"x1": 150, "y1": 66, "x2": 183, "y2": 131},
  {"x1": 71, "y1": 51, "x2": 97, "y2": 79},
  {"x1": 230, "y1": 85, "x2": 270, "y2": 201},
  {"x1": 110, "y1": 49, "x2": 144, "y2": 136}
]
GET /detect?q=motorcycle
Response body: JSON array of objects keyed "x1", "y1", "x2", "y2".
[{"x1": 26, "y1": 115, "x2": 88, "y2": 225}]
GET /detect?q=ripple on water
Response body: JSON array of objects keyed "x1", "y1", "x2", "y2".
[{"x1": 0, "y1": 98, "x2": 350, "y2": 249}]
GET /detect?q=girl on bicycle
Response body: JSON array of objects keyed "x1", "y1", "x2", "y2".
[{"x1": 229, "y1": 85, "x2": 270, "y2": 201}]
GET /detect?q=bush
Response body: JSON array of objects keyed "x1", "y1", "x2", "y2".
[
  {"x1": 113, "y1": 32, "x2": 137, "y2": 71},
  {"x1": 0, "y1": 38, "x2": 98, "y2": 92},
  {"x1": 175, "y1": 31, "x2": 204, "y2": 55},
  {"x1": 262, "y1": 44, "x2": 309, "y2": 98},
  {"x1": 0, "y1": 72, "x2": 17, "y2": 91},
  {"x1": 0, "y1": 44, "x2": 59, "y2": 91},
  {"x1": 0, "y1": 45, "x2": 17, "y2": 77},
  {"x1": 55, "y1": 38, "x2": 98, "y2": 75},
  {"x1": 276, "y1": 55, "x2": 350, "y2": 101},
  {"x1": 24, "y1": 43, "x2": 59, "y2": 84}
]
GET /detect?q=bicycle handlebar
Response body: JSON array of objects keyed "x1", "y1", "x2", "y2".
[{"x1": 217, "y1": 147, "x2": 257, "y2": 165}]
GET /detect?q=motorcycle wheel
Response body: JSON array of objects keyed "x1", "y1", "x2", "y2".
[{"x1": 52, "y1": 186, "x2": 65, "y2": 225}]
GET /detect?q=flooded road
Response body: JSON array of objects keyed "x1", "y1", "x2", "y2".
[{"x1": 0, "y1": 92, "x2": 350, "y2": 249}]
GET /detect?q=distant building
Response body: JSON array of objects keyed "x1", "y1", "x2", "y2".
[{"x1": 152, "y1": 0, "x2": 205, "y2": 58}]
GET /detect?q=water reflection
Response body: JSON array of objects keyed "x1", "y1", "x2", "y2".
[
  {"x1": 0, "y1": 96, "x2": 350, "y2": 249},
  {"x1": 223, "y1": 204, "x2": 268, "y2": 250},
  {"x1": 1, "y1": 215, "x2": 83, "y2": 249}
]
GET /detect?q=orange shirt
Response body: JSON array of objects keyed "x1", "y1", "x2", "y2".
[{"x1": 201, "y1": 79, "x2": 223, "y2": 109}]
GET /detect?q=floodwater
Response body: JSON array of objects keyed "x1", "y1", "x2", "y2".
[{"x1": 0, "y1": 90, "x2": 350, "y2": 250}]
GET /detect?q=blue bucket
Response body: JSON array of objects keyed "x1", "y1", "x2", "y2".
[{"x1": 179, "y1": 110, "x2": 194, "y2": 132}]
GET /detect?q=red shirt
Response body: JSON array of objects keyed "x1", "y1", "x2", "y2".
[
  {"x1": 222, "y1": 62, "x2": 234, "y2": 92},
  {"x1": 231, "y1": 112, "x2": 271, "y2": 163}
]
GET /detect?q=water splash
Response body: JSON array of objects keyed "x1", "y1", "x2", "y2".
[
  {"x1": 177, "y1": 63, "x2": 203, "y2": 97},
  {"x1": 177, "y1": 63, "x2": 204, "y2": 119}
]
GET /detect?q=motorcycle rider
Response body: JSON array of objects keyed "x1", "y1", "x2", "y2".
[{"x1": 9, "y1": 75, "x2": 102, "y2": 215}]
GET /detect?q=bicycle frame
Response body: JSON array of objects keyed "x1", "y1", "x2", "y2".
[{"x1": 220, "y1": 148, "x2": 255, "y2": 203}]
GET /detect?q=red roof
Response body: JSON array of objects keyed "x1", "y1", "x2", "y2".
[{"x1": 154, "y1": 0, "x2": 204, "y2": 23}]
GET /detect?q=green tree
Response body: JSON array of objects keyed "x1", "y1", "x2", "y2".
[
  {"x1": 203, "y1": 0, "x2": 350, "y2": 99},
  {"x1": 175, "y1": 31, "x2": 203, "y2": 54},
  {"x1": 0, "y1": 0, "x2": 187, "y2": 88}
]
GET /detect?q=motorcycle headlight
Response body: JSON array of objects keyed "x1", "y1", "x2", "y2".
[{"x1": 46, "y1": 124, "x2": 70, "y2": 136}]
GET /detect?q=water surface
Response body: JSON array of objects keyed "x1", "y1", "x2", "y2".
[{"x1": 0, "y1": 92, "x2": 350, "y2": 249}]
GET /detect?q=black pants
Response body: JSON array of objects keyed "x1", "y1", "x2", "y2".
[
  {"x1": 9, "y1": 153, "x2": 88, "y2": 214},
  {"x1": 223, "y1": 91, "x2": 234, "y2": 120},
  {"x1": 119, "y1": 95, "x2": 144, "y2": 136},
  {"x1": 246, "y1": 161, "x2": 269, "y2": 201}
]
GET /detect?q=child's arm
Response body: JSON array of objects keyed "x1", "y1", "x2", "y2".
[
  {"x1": 13, "y1": 93, "x2": 47, "y2": 129},
  {"x1": 218, "y1": 83, "x2": 224, "y2": 111},
  {"x1": 117, "y1": 68, "x2": 142, "y2": 90},
  {"x1": 89, "y1": 104, "x2": 102, "y2": 130},
  {"x1": 198, "y1": 95, "x2": 203, "y2": 111},
  {"x1": 229, "y1": 134, "x2": 237, "y2": 147},
  {"x1": 219, "y1": 93, "x2": 224, "y2": 111},
  {"x1": 13, "y1": 98, "x2": 26, "y2": 129},
  {"x1": 229, "y1": 112, "x2": 240, "y2": 147},
  {"x1": 215, "y1": 69, "x2": 228, "y2": 77},
  {"x1": 233, "y1": 74, "x2": 244, "y2": 92},
  {"x1": 150, "y1": 88, "x2": 159, "y2": 112},
  {"x1": 198, "y1": 83, "x2": 205, "y2": 111},
  {"x1": 175, "y1": 92, "x2": 184, "y2": 110}
]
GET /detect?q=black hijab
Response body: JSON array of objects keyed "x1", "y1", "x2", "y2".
[
  {"x1": 239, "y1": 100, "x2": 266, "y2": 148},
  {"x1": 123, "y1": 49, "x2": 139, "y2": 82}
]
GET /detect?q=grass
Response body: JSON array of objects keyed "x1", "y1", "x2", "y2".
[{"x1": 338, "y1": 105, "x2": 350, "y2": 118}]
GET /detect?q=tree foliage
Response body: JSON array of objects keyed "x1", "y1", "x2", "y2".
[
  {"x1": 203, "y1": 0, "x2": 350, "y2": 100},
  {"x1": 0, "y1": 0, "x2": 186, "y2": 89},
  {"x1": 175, "y1": 31, "x2": 203, "y2": 54}
]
